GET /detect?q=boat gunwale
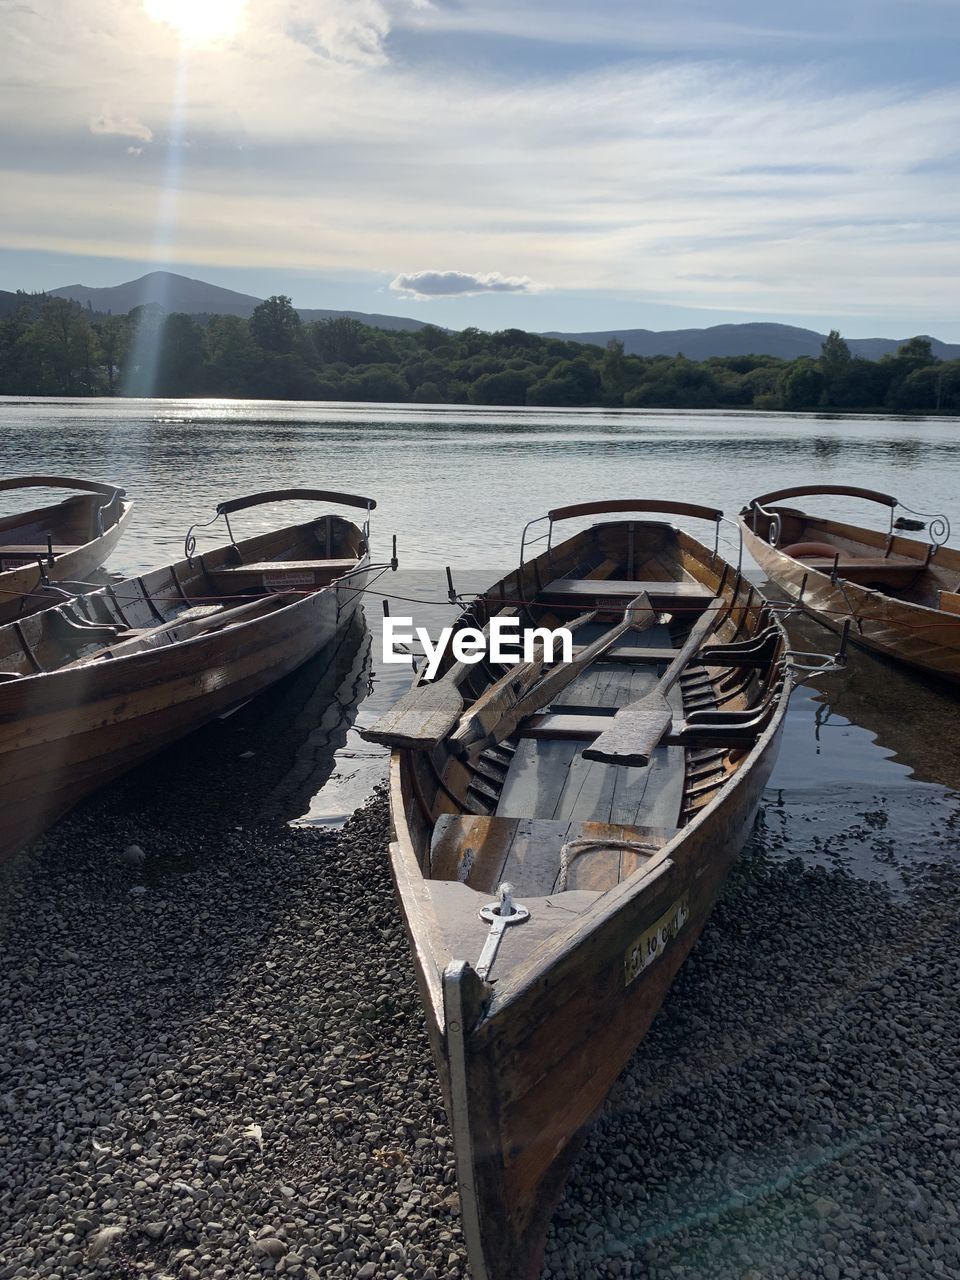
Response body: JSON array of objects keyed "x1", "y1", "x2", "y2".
[
  {"x1": 738, "y1": 513, "x2": 960, "y2": 624},
  {"x1": 0, "y1": 513, "x2": 369, "y2": 688},
  {"x1": 388, "y1": 516, "x2": 793, "y2": 1010}
]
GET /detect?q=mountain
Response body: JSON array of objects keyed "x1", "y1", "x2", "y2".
[
  {"x1": 28, "y1": 273, "x2": 960, "y2": 360},
  {"x1": 49, "y1": 271, "x2": 428, "y2": 332},
  {"x1": 544, "y1": 322, "x2": 960, "y2": 362}
]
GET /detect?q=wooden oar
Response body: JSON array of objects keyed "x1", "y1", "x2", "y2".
[
  {"x1": 583, "y1": 596, "x2": 726, "y2": 767},
  {"x1": 363, "y1": 609, "x2": 519, "y2": 750},
  {"x1": 65, "y1": 593, "x2": 297, "y2": 667},
  {"x1": 444, "y1": 607, "x2": 600, "y2": 753},
  {"x1": 451, "y1": 592, "x2": 660, "y2": 760}
]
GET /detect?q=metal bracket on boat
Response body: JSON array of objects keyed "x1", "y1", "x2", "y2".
[
  {"x1": 184, "y1": 511, "x2": 223, "y2": 561},
  {"x1": 786, "y1": 620, "x2": 850, "y2": 683},
  {"x1": 475, "y1": 883, "x2": 529, "y2": 980},
  {"x1": 893, "y1": 503, "x2": 951, "y2": 548},
  {"x1": 750, "y1": 499, "x2": 783, "y2": 548}
]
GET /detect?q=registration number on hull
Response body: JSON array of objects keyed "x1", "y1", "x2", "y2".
[{"x1": 624, "y1": 893, "x2": 690, "y2": 986}]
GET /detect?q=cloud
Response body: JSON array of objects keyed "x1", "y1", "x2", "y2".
[
  {"x1": 3, "y1": 0, "x2": 960, "y2": 326},
  {"x1": 390, "y1": 269, "x2": 538, "y2": 298},
  {"x1": 283, "y1": 0, "x2": 429, "y2": 65},
  {"x1": 89, "y1": 112, "x2": 153, "y2": 142}
]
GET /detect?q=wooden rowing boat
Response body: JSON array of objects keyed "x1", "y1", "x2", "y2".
[
  {"x1": 366, "y1": 499, "x2": 825, "y2": 1280},
  {"x1": 0, "y1": 487, "x2": 385, "y2": 865},
  {"x1": 0, "y1": 475, "x2": 131, "y2": 622},
  {"x1": 740, "y1": 484, "x2": 960, "y2": 683}
]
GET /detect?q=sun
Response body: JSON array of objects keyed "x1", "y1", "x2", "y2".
[{"x1": 144, "y1": 0, "x2": 246, "y2": 44}]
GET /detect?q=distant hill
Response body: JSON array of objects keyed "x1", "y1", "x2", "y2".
[
  {"x1": 18, "y1": 272, "x2": 960, "y2": 361},
  {"x1": 544, "y1": 321, "x2": 960, "y2": 362},
  {"x1": 49, "y1": 271, "x2": 428, "y2": 332},
  {"x1": 0, "y1": 289, "x2": 36, "y2": 318}
]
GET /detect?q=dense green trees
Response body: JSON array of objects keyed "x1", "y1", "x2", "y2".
[{"x1": 1, "y1": 292, "x2": 958, "y2": 414}]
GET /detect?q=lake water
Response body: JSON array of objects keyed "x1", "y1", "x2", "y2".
[{"x1": 2, "y1": 396, "x2": 959, "y2": 878}]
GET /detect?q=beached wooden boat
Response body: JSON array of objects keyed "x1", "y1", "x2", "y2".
[
  {"x1": 366, "y1": 500, "x2": 832, "y2": 1280},
  {"x1": 0, "y1": 475, "x2": 131, "y2": 622},
  {"x1": 740, "y1": 484, "x2": 960, "y2": 683},
  {"x1": 0, "y1": 488, "x2": 385, "y2": 864}
]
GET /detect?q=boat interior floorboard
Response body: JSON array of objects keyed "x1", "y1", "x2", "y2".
[
  {"x1": 429, "y1": 814, "x2": 679, "y2": 897},
  {"x1": 495, "y1": 621, "x2": 687, "y2": 831}
]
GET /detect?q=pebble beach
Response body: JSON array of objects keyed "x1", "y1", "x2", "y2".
[{"x1": 2, "y1": 714, "x2": 960, "y2": 1280}]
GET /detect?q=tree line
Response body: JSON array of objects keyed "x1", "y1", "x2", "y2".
[{"x1": 1, "y1": 292, "x2": 957, "y2": 413}]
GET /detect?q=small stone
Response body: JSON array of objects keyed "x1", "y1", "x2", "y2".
[
  {"x1": 121, "y1": 844, "x2": 146, "y2": 867},
  {"x1": 252, "y1": 1237, "x2": 287, "y2": 1260},
  {"x1": 86, "y1": 1226, "x2": 124, "y2": 1260}
]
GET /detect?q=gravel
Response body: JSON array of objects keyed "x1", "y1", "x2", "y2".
[{"x1": 2, "y1": 727, "x2": 960, "y2": 1280}]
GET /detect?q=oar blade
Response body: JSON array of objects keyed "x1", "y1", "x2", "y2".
[
  {"x1": 623, "y1": 590, "x2": 658, "y2": 632},
  {"x1": 362, "y1": 681, "x2": 464, "y2": 749},
  {"x1": 582, "y1": 691, "x2": 673, "y2": 766}
]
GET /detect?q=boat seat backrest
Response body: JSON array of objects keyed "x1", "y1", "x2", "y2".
[
  {"x1": 205, "y1": 558, "x2": 358, "y2": 595},
  {"x1": 539, "y1": 577, "x2": 714, "y2": 608}
]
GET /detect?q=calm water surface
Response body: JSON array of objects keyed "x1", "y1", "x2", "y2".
[{"x1": 1, "y1": 397, "x2": 958, "y2": 877}]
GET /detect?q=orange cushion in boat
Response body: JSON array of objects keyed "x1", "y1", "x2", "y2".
[{"x1": 781, "y1": 541, "x2": 839, "y2": 559}]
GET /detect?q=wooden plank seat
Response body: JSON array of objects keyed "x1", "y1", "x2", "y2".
[
  {"x1": 0, "y1": 543, "x2": 81, "y2": 558},
  {"x1": 539, "y1": 577, "x2": 714, "y2": 608},
  {"x1": 572, "y1": 644, "x2": 679, "y2": 665},
  {"x1": 799, "y1": 556, "x2": 922, "y2": 584},
  {"x1": 521, "y1": 711, "x2": 769, "y2": 747},
  {"x1": 938, "y1": 589, "x2": 960, "y2": 617},
  {"x1": 428, "y1": 813, "x2": 677, "y2": 896},
  {"x1": 206, "y1": 557, "x2": 357, "y2": 593}
]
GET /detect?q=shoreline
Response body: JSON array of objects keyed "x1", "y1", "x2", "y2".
[{"x1": 2, "y1": 756, "x2": 960, "y2": 1278}]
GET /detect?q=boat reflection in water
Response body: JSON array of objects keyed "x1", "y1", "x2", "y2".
[
  {"x1": 775, "y1": 600, "x2": 960, "y2": 793},
  {"x1": 760, "y1": 590, "x2": 960, "y2": 888},
  {"x1": 224, "y1": 610, "x2": 380, "y2": 828}
]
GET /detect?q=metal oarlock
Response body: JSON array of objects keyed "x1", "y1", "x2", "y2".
[{"x1": 787, "y1": 619, "x2": 851, "y2": 683}]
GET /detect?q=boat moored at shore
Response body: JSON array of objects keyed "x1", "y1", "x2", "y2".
[
  {"x1": 740, "y1": 483, "x2": 960, "y2": 683},
  {"x1": 0, "y1": 487, "x2": 389, "y2": 865},
  {"x1": 0, "y1": 475, "x2": 132, "y2": 622},
  {"x1": 366, "y1": 499, "x2": 840, "y2": 1280}
]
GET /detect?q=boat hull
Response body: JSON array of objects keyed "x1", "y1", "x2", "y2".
[
  {"x1": 383, "y1": 512, "x2": 793, "y2": 1280},
  {"x1": 0, "y1": 566, "x2": 368, "y2": 863},
  {"x1": 741, "y1": 522, "x2": 960, "y2": 684},
  {"x1": 0, "y1": 489, "x2": 133, "y2": 623}
]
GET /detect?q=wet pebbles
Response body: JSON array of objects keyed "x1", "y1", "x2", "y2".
[{"x1": 2, "y1": 757, "x2": 960, "y2": 1279}]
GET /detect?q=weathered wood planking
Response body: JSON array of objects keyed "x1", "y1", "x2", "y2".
[
  {"x1": 584, "y1": 598, "x2": 725, "y2": 766},
  {"x1": 0, "y1": 476, "x2": 132, "y2": 624},
  {"x1": 0, "y1": 503, "x2": 372, "y2": 864},
  {"x1": 386, "y1": 504, "x2": 792, "y2": 1280},
  {"x1": 740, "y1": 499, "x2": 960, "y2": 683}
]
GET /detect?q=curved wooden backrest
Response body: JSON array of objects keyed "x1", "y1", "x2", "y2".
[
  {"x1": 751, "y1": 484, "x2": 897, "y2": 509},
  {"x1": 547, "y1": 498, "x2": 723, "y2": 523},
  {"x1": 216, "y1": 488, "x2": 376, "y2": 516},
  {"x1": 0, "y1": 475, "x2": 124, "y2": 499}
]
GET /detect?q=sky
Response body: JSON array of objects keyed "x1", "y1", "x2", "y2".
[{"x1": 3, "y1": 0, "x2": 960, "y2": 337}]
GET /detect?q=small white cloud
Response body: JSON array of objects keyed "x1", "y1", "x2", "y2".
[
  {"x1": 390, "y1": 269, "x2": 538, "y2": 299},
  {"x1": 90, "y1": 112, "x2": 153, "y2": 142},
  {"x1": 126, "y1": 146, "x2": 144, "y2": 157},
  {"x1": 284, "y1": 0, "x2": 424, "y2": 65}
]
